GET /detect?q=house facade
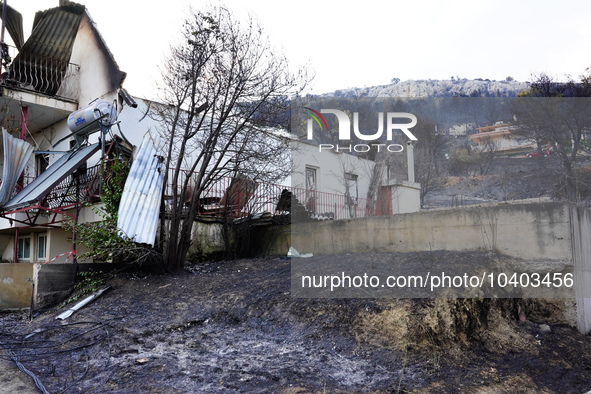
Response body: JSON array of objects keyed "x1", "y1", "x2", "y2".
[
  {"x1": 0, "y1": 1, "x2": 148, "y2": 264},
  {"x1": 290, "y1": 141, "x2": 381, "y2": 219},
  {"x1": 290, "y1": 141, "x2": 421, "y2": 219}
]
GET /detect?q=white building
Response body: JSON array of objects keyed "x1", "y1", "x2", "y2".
[
  {"x1": 290, "y1": 141, "x2": 420, "y2": 219},
  {"x1": 290, "y1": 141, "x2": 380, "y2": 219},
  {"x1": 0, "y1": 1, "x2": 149, "y2": 263}
]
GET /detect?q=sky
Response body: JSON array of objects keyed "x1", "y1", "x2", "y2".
[{"x1": 7, "y1": 0, "x2": 591, "y2": 100}]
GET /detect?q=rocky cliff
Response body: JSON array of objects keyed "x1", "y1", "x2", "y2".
[{"x1": 330, "y1": 78, "x2": 530, "y2": 98}]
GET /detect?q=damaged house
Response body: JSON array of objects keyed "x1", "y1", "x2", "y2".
[
  {"x1": 0, "y1": 1, "x2": 156, "y2": 308},
  {"x1": 0, "y1": 1, "x2": 142, "y2": 264},
  {"x1": 0, "y1": 1, "x2": 422, "y2": 309}
]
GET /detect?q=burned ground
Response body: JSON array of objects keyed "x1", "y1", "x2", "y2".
[
  {"x1": 424, "y1": 155, "x2": 591, "y2": 209},
  {"x1": 1, "y1": 252, "x2": 591, "y2": 393}
]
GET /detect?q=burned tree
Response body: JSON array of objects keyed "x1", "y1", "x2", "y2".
[
  {"x1": 155, "y1": 6, "x2": 310, "y2": 271},
  {"x1": 411, "y1": 117, "x2": 448, "y2": 206},
  {"x1": 512, "y1": 71, "x2": 591, "y2": 201}
]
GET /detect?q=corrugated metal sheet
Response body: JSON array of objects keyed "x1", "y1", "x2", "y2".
[
  {"x1": 2, "y1": 142, "x2": 99, "y2": 211},
  {"x1": 117, "y1": 133, "x2": 165, "y2": 246},
  {"x1": 0, "y1": 2, "x2": 24, "y2": 49},
  {"x1": 0, "y1": 129, "x2": 33, "y2": 205},
  {"x1": 8, "y1": 2, "x2": 84, "y2": 95},
  {"x1": 25, "y1": 3, "x2": 84, "y2": 63}
]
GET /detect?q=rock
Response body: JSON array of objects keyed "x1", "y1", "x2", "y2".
[
  {"x1": 539, "y1": 324, "x2": 551, "y2": 333},
  {"x1": 326, "y1": 79, "x2": 529, "y2": 98}
]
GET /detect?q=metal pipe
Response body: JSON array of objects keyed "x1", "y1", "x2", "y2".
[
  {"x1": 13, "y1": 226, "x2": 18, "y2": 263},
  {"x1": 407, "y1": 141, "x2": 415, "y2": 183},
  {"x1": 1, "y1": 0, "x2": 7, "y2": 43},
  {"x1": 73, "y1": 168, "x2": 80, "y2": 265}
]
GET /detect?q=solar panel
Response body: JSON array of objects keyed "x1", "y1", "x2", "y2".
[{"x1": 2, "y1": 143, "x2": 100, "y2": 211}]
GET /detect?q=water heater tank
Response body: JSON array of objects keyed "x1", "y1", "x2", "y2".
[{"x1": 67, "y1": 100, "x2": 117, "y2": 133}]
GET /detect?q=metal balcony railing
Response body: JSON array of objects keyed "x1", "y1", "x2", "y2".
[
  {"x1": 166, "y1": 170, "x2": 380, "y2": 220},
  {"x1": 1, "y1": 44, "x2": 80, "y2": 101},
  {"x1": 13, "y1": 165, "x2": 381, "y2": 220},
  {"x1": 44, "y1": 163, "x2": 102, "y2": 209}
]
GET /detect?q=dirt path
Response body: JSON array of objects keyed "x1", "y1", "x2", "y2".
[{"x1": 0, "y1": 358, "x2": 40, "y2": 393}]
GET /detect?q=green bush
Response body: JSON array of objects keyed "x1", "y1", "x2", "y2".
[{"x1": 63, "y1": 159, "x2": 136, "y2": 262}]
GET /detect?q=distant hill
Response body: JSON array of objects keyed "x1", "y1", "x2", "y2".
[{"x1": 328, "y1": 78, "x2": 530, "y2": 98}]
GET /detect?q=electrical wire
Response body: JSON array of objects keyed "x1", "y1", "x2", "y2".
[{"x1": 0, "y1": 318, "x2": 120, "y2": 391}]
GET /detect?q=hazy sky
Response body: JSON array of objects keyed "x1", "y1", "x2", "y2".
[{"x1": 9, "y1": 0, "x2": 591, "y2": 99}]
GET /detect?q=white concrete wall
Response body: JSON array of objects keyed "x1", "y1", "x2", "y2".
[
  {"x1": 569, "y1": 205, "x2": 591, "y2": 334},
  {"x1": 389, "y1": 181, "x2": 421, "y2": 214},
  {"x1": 117, "y1": 98, "x2": 161, "y2": 148},
  {"x1": 291, "y1": 201, "x2": 591, "y2": 334},
  {"x1": 69, "y1": 14, "x2": 123, "y2": 106},
  {"x1": 291, "y1": 141, "x2": 380, "y2": 200}
]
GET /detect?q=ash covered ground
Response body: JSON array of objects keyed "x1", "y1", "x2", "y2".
[
  {"x1": 423, "y1": 155, "x2": 591, "y2": 209},
  {"x1": 1, "y1": 252, "x2": 591, "y2": 393}
]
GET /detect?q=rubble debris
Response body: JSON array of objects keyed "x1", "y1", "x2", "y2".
[
  {"x1": 287, "y1": 246, "x2": 312, "y2": 258},
  {"x1": 55, "y1": 287, "x2": 110, "y2": 320}
]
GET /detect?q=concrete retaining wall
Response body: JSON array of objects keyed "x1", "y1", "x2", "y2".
[
  {"x1": 0, "y1": 263, "x2": 78, "y2": 309},
  {"x1": 291, "y1": 201, "x2": 591, "y2": 334},
  {"x1": 291, "y1": 202, "x2": 573, "y2": 262},
  {"x1": 0, "y1": 262, "x2": 122, "y2": 310},
  {"x1": 0, "y1": 263, "x2": 34, "y2": 309},
  {"x1": 187, "y1": 220, "x2": 227, "y2": 261},
  {"x1": 34, "y1": 263, "x2": 78, "y2": 307},
  {"x1": 569, "y1": 205, "x2": 591, "y2": 334}
]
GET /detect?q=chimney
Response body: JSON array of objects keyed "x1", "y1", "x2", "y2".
[{"x1": 406, "y1": 141, "x2": 415, "y2": 183}]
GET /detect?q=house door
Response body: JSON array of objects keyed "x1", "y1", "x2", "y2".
[{"x1": 377, "y1": 186, "x2": 392, "y2": 216}]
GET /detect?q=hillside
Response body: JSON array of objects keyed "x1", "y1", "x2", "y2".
[{"x1": 421, "y1": 153, "x2": 591, "y2": 209}]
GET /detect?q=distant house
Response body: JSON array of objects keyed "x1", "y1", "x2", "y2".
[
  {"x1": 446, "y1": 123, "x2": 476, "y2": 136},
  {"x1": 469, "y1": 122, "x2": 533, "y2": 154}
]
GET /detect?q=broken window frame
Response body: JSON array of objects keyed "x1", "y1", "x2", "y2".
[{"x1": 17, "y1": 235, "x2": 30, "y2": 260}]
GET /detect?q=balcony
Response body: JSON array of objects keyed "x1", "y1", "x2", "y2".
[
  {"x1": 8, "y1": 164, "x2": 382, "y2": 225},
  {"x1": 1, "y1": 44, "x2": 80, "y2": 101}
]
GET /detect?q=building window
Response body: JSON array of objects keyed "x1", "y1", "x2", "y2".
[
  {"x1": 305, "y1": 166, "x2": 317, "y2": 212},
  {"x1": 344, "y1": 172, "x2": 358, "y2": 200},
  {"x1": 37, "y1": 234, "x2": 47, "y2": 261},
  {"x1": 17, "y1": 236, "x2": 31, "y2": 260},
  {"x1": 305, "y1": 167, "x2": 317, "y2": 191}
]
